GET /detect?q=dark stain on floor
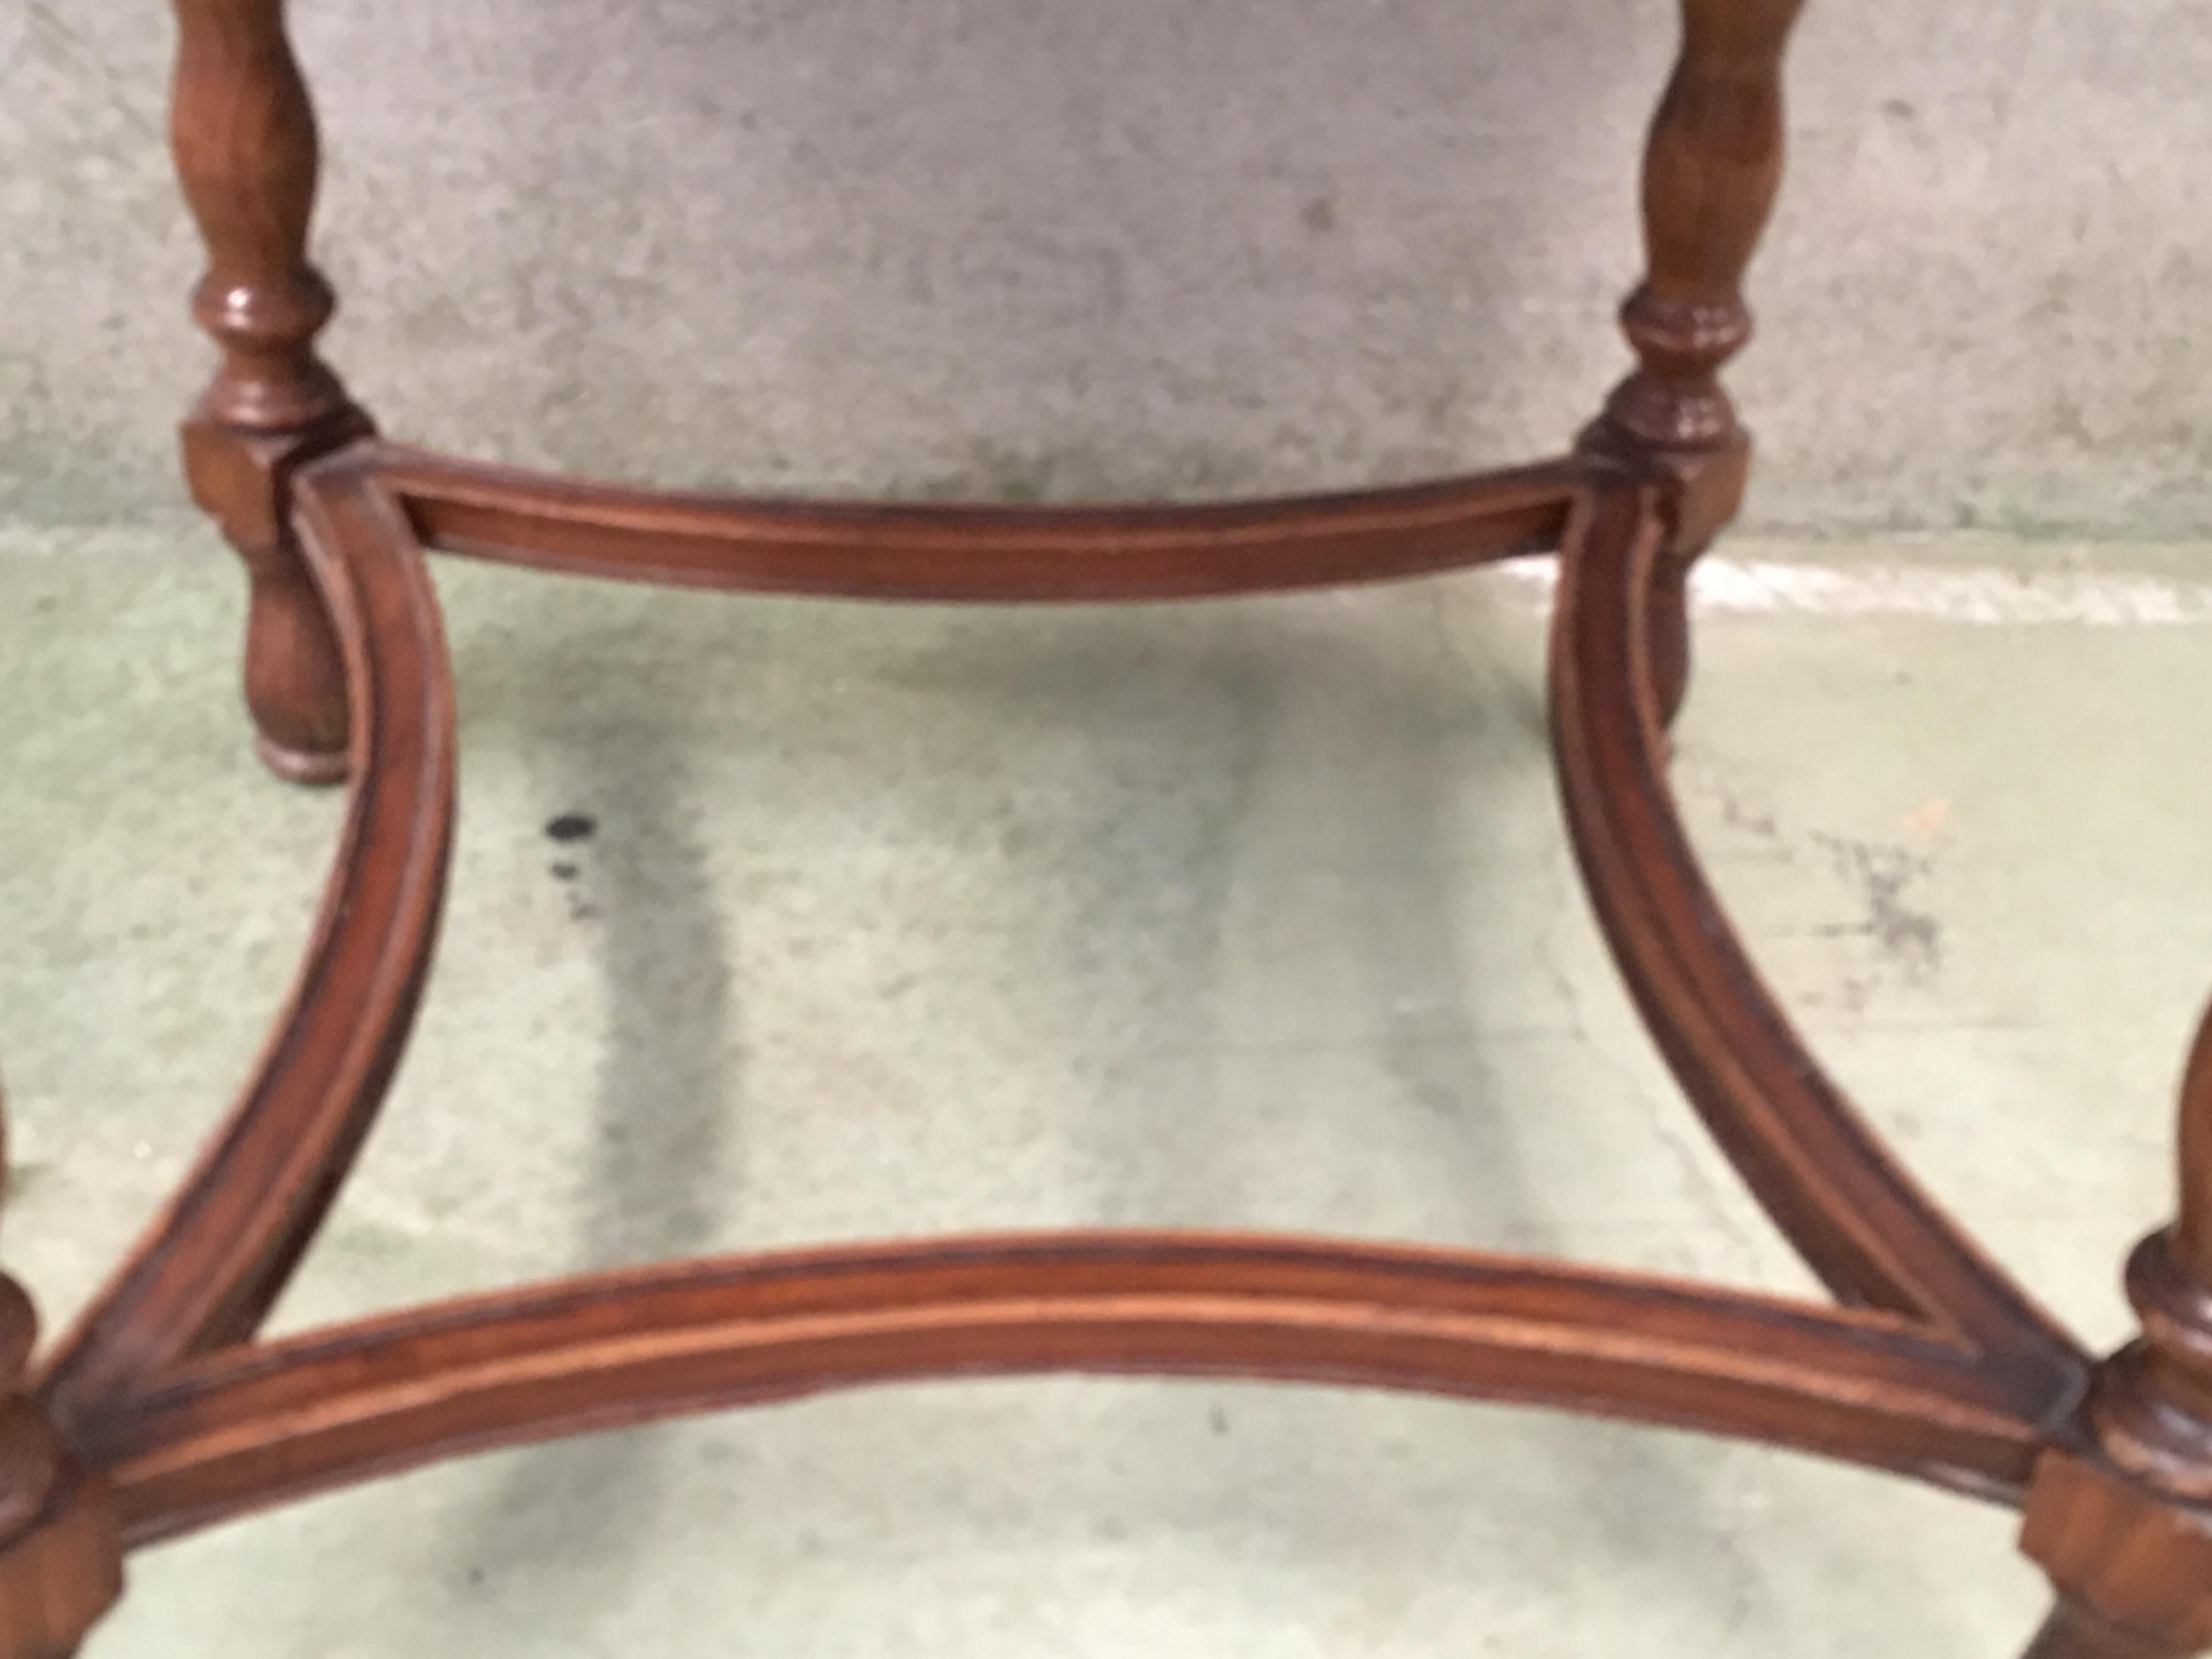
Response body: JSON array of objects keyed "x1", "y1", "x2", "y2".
[{"x1": 1814, "y1": 833, "x2": 1942, "y2": 984}]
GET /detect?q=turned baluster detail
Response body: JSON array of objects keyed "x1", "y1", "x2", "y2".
[
  {"x1": 1583, "y1": 0, "x2": 1805, "y2": 723},
  {"x1": 172, "y1": 0, "x2": 369, "y2": 785},
  {"x1": 2021, "y1": 1005, "x2": 2212, "y2": 1658}
]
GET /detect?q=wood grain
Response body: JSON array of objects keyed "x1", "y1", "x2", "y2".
[
  {"x1": 1581, "y1": 0, "x2": 1807, "y2": 722},
  {"x1": 1548, "y1": 482, "x2": 2086, "y2": 1398},
  {"x1": 1594, "y1": 0, "x2": 1805, "y2": 458},
  {"x1": 2017, "y1": 1006, "x2": 2212, "y2": 1656},
  {"x1": 377, "y1": 445, "x2": 1581, "y2": 601},
  {"x1": 87, "y1": 1231, "x2": 2043, "y2": 1547},
  {"x1": 38, "y1": 450, "x2": 453, "y2": 1419},
  {"x1": 65, "y1": 0, "x2": 2212, "y2": 1649},
  {"x1": 171, "y1": 0, "x2": 368, "y2": 783},
  {"x1": 0, "y1": 1280, "x2": 120, "y2": 1659}
]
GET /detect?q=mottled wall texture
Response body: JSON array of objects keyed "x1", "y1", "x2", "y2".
[{"x1": 5, "y1": 0, "x2": 2210, "y2": 537}]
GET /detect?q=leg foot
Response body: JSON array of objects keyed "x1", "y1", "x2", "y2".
[
  {"x1": 253, "y1": 728, "x2": 348, "y2": 788},
  {"x1": 0, "y1": 1282, "x2": 121, "y2": 1659},
  {"x1": 2018, "y1": 1002, "x2": 2212, "y2": 1659},
  {"x1": 2024, "y1": 1596, "x2": 2189, "y2": 1659},
  {"x1": 241, "y1": 554, "x2": 349, "y2": 785},
  {"x1": 184, "y1": 416, "x2": 368, "y2": 787},
  {"x1": 2019, "y1": 1441, "x2": 2212, "y2": 1659}
]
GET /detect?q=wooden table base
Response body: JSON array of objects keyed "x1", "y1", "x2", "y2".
[{"x1": 8, "y1": 0, "x2": 2212, "y2": 1652}]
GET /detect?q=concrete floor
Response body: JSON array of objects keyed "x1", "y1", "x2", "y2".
[
  {"x1": 7, "y1": 0, "x2": 2212, "y2": 1651},
  {"x1": 2, "y1": 522, "x2": 2208, "y2": 1656}
]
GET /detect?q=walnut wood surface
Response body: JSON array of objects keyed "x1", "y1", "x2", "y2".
[
  {"x1": 170, "y1": 0, "x2": 346, "y2": 435},
  {"x1": 1581, "y1": 0, "x2": 1807, "y2": 725},
  {"x1": 1595, "y1": 0, "x2": 1804, "y2": 458},
  {"x1": 38, "y1": 455, "x2": 454, "y2": 1421},
  {"x1": 0, "y1": 1277, "x2": 118, "y2": 1657},
  {"x1": 171, "y1": 0, "x2": 368, "y2": 784},
  {"x1": 10, "y1": 0, "x2": 2208, "y2": 1651},
  {"x1": 2016, "y1": 1009, "x2": 2212, "y2": 1656},
  {"x1": 377, "y1": 445, "x2": 1579, "y2": 601},
  {"x1": 2024, "y1": 1598, "x2": 2190, "y2": 1659},
  {"x1": 91, "y1": 1228, "x2": 2044, "y2": 1547},
  {"x1": 1548, "y1": 485, "x2": 2086, "y2": 1390}
]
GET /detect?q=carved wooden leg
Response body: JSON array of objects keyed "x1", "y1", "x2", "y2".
[
  {"x1": 0, "y1": 1274, "x2": 122, "y2": 1657},
  {"x1": 171, "y1": 0, "x2": 370, "y2": 785},
  {"x1": 2022, "y1": 1599, "x2": 2201, "y2": 1659},
  {"x1": 0, "y1": 1080, "x2": 121, "y2": 1658},
  {"x1": 1581, "y1": 0, "x2": 1805, "y2": 724},
  {"x1": 2019, "y1": 1005, "x2": 2212, "y2": 1658}
]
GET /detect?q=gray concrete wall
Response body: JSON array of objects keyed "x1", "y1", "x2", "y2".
[{"x1": 5, "y1": 0, "x2": 2211, "y2": 538}]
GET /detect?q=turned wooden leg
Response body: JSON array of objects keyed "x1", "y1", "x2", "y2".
[
  {"x1": 0, "y1": 1286, "x2": 120, "y2": 1659},
  {"x1": 1580, "y1": 0, "x2": 1804, "y2": 725},
  {"x1": 0, "y1": 1096, "x2": 122, "y2": 1659},
  {"x1": 2022, "y1": 1599, "x2": 2199, "y2": 1659},
  {"x1": 2018, "y1": 1005, "x2": 2212, "y2": 1658},
  {"x1": 171, "y1": 0, "x2": 370, "y2": 785}
]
